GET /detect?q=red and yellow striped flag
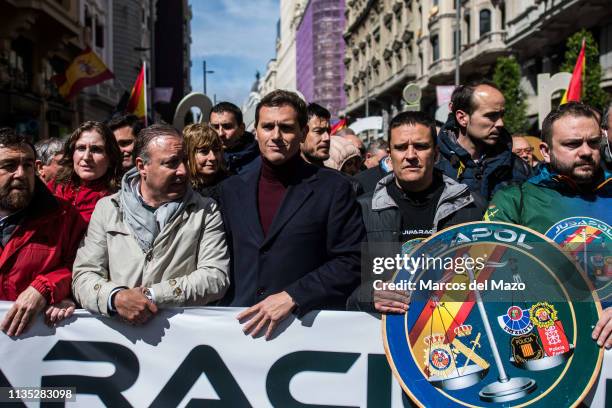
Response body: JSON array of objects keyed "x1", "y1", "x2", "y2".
[
  {"x1": 331, "y1": 118, "x2": 347, "y2": 135},
  {"x1": 126, "y1": 63, "x2": 147, "y2": 124},
  {"x1": 560, "y1": 39, "x2": 586, "y2": 105},
  {"x1": 52, "y1": 48, "x2": 113, "y2": 99}
]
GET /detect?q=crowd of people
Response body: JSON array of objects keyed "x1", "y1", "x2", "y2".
[{"x1": 0, "y1": 81, "x2": 610, "y2": 349}]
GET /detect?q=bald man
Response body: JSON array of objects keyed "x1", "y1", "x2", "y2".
[{"x1": 436, "y1": 80, "x2": 531, "y2": 199}]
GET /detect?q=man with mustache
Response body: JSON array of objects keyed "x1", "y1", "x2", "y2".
[
  {"x1": 0, "y1": 128, "x2": 85, "y2": 336},
  {"x1": 347, "y1": 111, "x2": 486, "y2": 313},
  {"x1": 72, "y1": 124, "x2": 229, "y2": 325},
  {"x1": 436, "y1": 80, "x2": 531, "y2": 200},
  {"x1": 219, "y1": 90, "x2": 365, "y2": 339},
  {"x1": 485, "y1": 102, "x2": 611, "y2": 350}
]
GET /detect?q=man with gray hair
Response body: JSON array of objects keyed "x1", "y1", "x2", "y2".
[
  {"x1": 34, "y1": 138, "x2": 64, "y2": 182},
  {"x1": 72, "y1": 124, "x2": 229, "y2": 325},
  {"x1": 355, "y1": 138, "x2": 392, "y2": 193},
  {"x1": 364, "y1": 138, "x2": 388, "y2": 169}
]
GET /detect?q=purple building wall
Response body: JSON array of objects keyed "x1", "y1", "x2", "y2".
[{"x1": 296, "y1": 0, "x2": 345, "y2": 118}]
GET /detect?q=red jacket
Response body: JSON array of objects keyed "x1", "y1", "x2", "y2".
[
  {"x1": 47, "y1": 178, "x2": 111, "y2": 223},
  {"x1": 0, "y1": 180, "x2": 86, "y2": 303}
]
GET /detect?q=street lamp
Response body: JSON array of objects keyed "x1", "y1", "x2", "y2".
[{"x1": 203, "y1": 60, "x2": 214, "y2": 95}]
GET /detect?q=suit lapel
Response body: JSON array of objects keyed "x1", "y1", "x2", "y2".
[
  {"x1": 239, "y1": 160, "x2": 265, "y2": 244},
  {"x1": 261, "y1": 178, "x2": 314, "y2": 248}
]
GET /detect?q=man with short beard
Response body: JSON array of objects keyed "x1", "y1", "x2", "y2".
[
  {"x1": 437, "y1": 80, "x2": 531, "y2": 200},
  {"x1": 210, "y1": 102, "x2": 259, "y2": 174},
  {"x1": 300, "y1": 103, "x2": 331, "y2": 167},
  {"x1": 0, "y1": 128, "x2": 85, "y2": 337},
  {"x1": 485, "y1": 102, "x2": 611, "y2": 350}
]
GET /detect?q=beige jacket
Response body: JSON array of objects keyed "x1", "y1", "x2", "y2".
[
  {"x1": 72, "y1": 192, "x2": 229, "y2": 316},
  {"x1": 324, "y1": 136, "x2": 361, "y2": 171}
]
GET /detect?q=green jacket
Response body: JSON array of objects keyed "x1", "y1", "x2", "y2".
[{"x1": 485, "y1": 165, "x2": 611, "y2": 235}]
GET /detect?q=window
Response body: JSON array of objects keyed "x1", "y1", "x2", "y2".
[
  {"x1": 465, "y1": 14, "x2": 471, "y2": 44},
  {"x1": 480, "y1": 9, "x2": 491, "y2": 36},
  {"x1": 431, "y1": 35, "x2": 439, "y2": 62},
  {"x1": 453, "y1": 30, "x2": 458, "y2": 56},
  {"x1": 95, "y1": 23, "x2": 104, "y2": 48}
]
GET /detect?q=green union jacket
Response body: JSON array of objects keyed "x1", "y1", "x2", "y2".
[{"x1": 485, "y1": 165, "x2": 611, "y2": 235}]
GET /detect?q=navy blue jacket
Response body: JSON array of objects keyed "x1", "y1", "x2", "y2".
[
  {"x1": 218, "y1": 157, "x2": 366, "y2": 314},
  {"x1": 223, "y1": 131, "x2": 260, "y2": 175},
  {"x1": 436, "y1": 116, "x2": 532, "y2": 200}
]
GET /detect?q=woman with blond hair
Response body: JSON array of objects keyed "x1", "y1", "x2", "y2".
[
  {"x1": 184, "y1": 123, "x2": 231, "y2": 202},
  {"x1": 48, "y1": 121, "x2": 122, "y2": 223}
]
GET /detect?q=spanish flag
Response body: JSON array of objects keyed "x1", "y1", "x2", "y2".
[
  {"x1": 126, "y1": 62, "x2": 147, "y2": 125},
  {"x1": 331, "y1": 118, "x2": 347, "y2": 135},
  {"x1": 560, "y1": 39, "x2": 586, "y2": 105},
  {"x1": 52, "y1": 48, "x2": 113, "y2": 99}
]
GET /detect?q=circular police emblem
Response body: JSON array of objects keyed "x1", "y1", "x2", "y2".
[
  {"x1": 383, "y1": 222, "x2": 603, "y2": 407},
  {"x1": 545, "y1": 217, "x2": 611, "y2": 303},
  {"x1": 497, "y1": 305, "x2": 533, "y2": 336}
]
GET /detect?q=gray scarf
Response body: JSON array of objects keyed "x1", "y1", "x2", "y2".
[{"x1": 119, "y1": 167, "x2": 193, "y2": 252}]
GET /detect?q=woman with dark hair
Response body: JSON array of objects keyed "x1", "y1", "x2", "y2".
[
  {"x1": 184, "y1": 123, "x2": 230, "y2": 203},
  {"x1": 48, "y1": 121, "x2": 122, "y2": 223}
]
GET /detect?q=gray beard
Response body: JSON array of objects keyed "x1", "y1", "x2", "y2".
[{"x1": 0, "y1": 188, "x2": 31, "y2": 213}]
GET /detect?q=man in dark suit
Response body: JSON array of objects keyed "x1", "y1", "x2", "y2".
[{"x1": 219, "y1": 90, "x2": 365, "y2": 339}]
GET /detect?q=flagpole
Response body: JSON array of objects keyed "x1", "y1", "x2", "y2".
[{"x1": 143, "y1": 60, "x2": 148, "y2": 127}]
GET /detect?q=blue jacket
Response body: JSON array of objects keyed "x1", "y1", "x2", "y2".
[
  {"x1": 436, "y1": 116, "x2": 531, "y2": 200},
  {"x1": 218, "y1": 157, "x2": 366, "y2": 314},
  {"x1": 223, "y1": 131, "x2": 260, "y2": 175}
]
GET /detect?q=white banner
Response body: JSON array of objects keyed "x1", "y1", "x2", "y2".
[{"x1": 0, "y1": 302, "x2": 609, "y2": 407}]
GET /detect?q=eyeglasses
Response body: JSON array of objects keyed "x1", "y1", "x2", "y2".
[{"x1": 513, "y1": 147, "x2": 534, "y2": 155}]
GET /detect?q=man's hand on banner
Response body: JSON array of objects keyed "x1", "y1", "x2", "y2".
[
  {"x1": 1, "y1": 286, "x2": 47, "y2": 336},
  {"x1": 592, "y1": 306, "x2": 612, "y2": 349},
  {"x1": 373, "y1": 289, "x2": 411, "y2": 314},
  {"x1": 237, "y1": 291, "x2": 296, "y2": 340},
  {"x1": 114, "y1": 287, "x2": 158, "y2": 325},
  {"x1": 45, "y1": 299, "x2": 77, "y2": 326}
]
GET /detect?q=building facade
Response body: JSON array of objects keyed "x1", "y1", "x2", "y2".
[
  {"x1": 0, "y1": 0, "x2": 83, "y2": 140},
  {"x1": 296, "y1": 0, "x2": 346, "y2": 117},
  {"x1": 77, "y1": 0, "x2": 118, "y2": 123},
  {"x1": 112, "y1": 0, "x2": 155, "y2": 120},
  {"x1": 343, "y1": 0, "x2": 612, "y2": 132},
  {"x1": 260, "y1": 0, "x2": 308, "y2": 96},
  {"x1": 0, "y1": 0, "x2": 168, "y2": 140},
  {"x1": 154, "y1": 0, "x2": 191, "y2": 123}
]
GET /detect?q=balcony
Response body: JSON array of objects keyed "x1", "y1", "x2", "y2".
[{"x1": 461, "y1": 31, "x2": 508, "y2": 67}]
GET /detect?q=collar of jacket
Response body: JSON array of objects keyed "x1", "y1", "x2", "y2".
[
  {"x1": 371, "y1": 171, "x2": 473, "y2": 211},
  {"x1": 28, "y1": 177, "x2": 60, "y2": 219},
  {"x1": 528, "y1": 164, "x2": 612, "y2": 194},
  {"x1": 224, "y1": 131, "x2": 259, "y2": 159},
  {"x1": 110, "y1": 182, "x2": 201, "y2": 222},
  {"x1": 438, "y1": 116, "x2": 513, "y2": 168}
]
